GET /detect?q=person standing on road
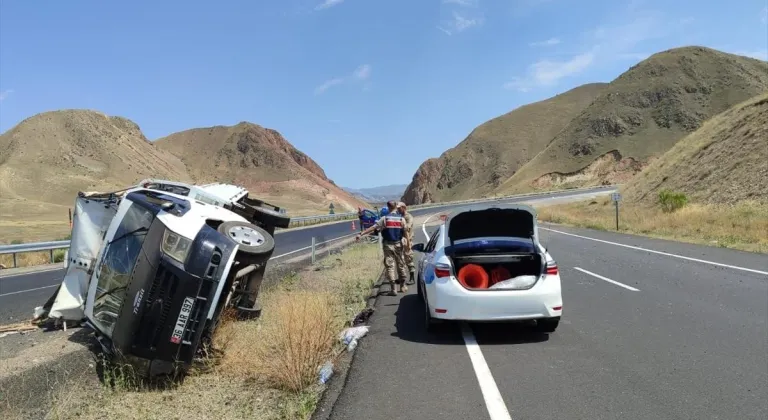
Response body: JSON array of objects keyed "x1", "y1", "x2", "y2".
[
  {"x1": 397, "y1": 202, "x2": 416, "y2": 285},
  {"x1": 357, "y1": 200, "x2": 409, "y2": 296}
]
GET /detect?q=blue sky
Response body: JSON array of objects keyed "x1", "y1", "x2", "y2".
[{"x1": 1, "y1": 0, "x2": 766, "y2": 189}]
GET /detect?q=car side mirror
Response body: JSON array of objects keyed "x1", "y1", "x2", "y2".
[{"x1": 411, "y1": 243, "x2": 425, "y2": 253}]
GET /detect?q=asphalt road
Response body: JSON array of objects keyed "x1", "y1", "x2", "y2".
[
  {"x1": 327, "y1": 221, "x2": 768, "y2": 419},
  {"x1": 0, "y1": 187, "x2": 614, "y2": 325}
]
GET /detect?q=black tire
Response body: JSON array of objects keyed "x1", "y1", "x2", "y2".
[
  {"x1": 423, "y1": 289, "x2": 441, "y2": 332},
  {"x1": 534, "y1": 317, "x2": 560, "y2": 333},
  {"x1": 417, "y1": 274, "x2": 424, "y2": 300},
  {"x1": 217, "y1": 221, "x2": 275, "y2": 257},
  {"x1": 252, "y1": 207, "x2": 291, "y2": 229}
]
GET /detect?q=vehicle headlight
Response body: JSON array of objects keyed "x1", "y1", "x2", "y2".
[{"x1": 162, "y1": 229, "x2": 193, "y2": 263}]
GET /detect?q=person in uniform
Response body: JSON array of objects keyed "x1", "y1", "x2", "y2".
[
  {"x1": 397, "y1": 202, "x2": 416, "y2": 285},
  {"x1": 357, "y1": 200, "x2": 409, "y2": 295}
]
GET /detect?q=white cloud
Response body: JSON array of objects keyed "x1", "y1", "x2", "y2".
[
  {"x1": 314, "y1": 78, "x2": 344, "y2": 95},
  {"x1": 504, "y1": 12, "x2": 667, "y2": 91},
  {"x1": 731, "y1": 49, "x2": 768, "y2": 61},
  {"x1": 442, "y1": 0, "x2": 478, "y2": 6},
  {"x1": 504, "y1": 52, "x2": 595, "y2": 91},
  {"x1": 761, "y1": 6, "x2": 768, "y2": 24},
  {"x1": 0, "y1": 89, "x2": 13, "y2": 102},
  {"x1": 353, "y1": 64, "x2": 371, "y2": 80},
  {"x1": 438, "y1": 11, "x2": 483, "y2": 35},
  {"x1": 314, "y1": 64, "x2": 372, "y2": 95},
  {"x1": 315, "y1": 0, "x2": 344, "y2": 11},
  {"x1": 529, "y1": 37, "x2": 561, "y2": 47}
]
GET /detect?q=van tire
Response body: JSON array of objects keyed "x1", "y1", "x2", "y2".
[{"x1": 217, "y1": 221, "x2": 275, "y2": 257}]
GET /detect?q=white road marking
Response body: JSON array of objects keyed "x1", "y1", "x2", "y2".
[
  {"x1": 422, "y1": 214, "x2": 433, "y2": 239},
  {"x1": 574, "y1": 267, "x2": 640, "y2": 292},
  {"x1": 0, "y1": 284, "x2": 59, "y2": 297},
  {"x1": 541, "y1": 227, "x2": 768, "y2": 276},
  {"x1": 461, "y1": 323, "x2": 513, "y2": 420}
]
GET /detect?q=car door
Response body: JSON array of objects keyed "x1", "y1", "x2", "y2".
[{"x1": 421, "y1": 228, "x2": 441, "y2": 286}]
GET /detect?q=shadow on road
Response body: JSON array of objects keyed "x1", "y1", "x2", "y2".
[
  {"x1": 470, "y1": 322, "x2": 549, "y2": 346},
  {"x1": 390, "y1": 294, "x2": 463, "y2": 345},
  {"x1": 390, "y1": 293, "x2": 550, "y2": 346}
]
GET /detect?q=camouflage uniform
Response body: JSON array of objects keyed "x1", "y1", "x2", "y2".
[
  {"x1": 400, "y1": 209, "x2": 416, "y2": 284},
  {"x1": 375, "y1": 213, "x2": 409, "y2": 295}
]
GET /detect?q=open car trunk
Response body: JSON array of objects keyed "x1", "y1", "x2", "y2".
[{"x1": 445, "y1": 207, "x2": 545, "y2": 290}]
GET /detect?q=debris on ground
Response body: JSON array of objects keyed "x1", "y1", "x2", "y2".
[
  {"x1": 318, "y1": 360, "x2": 334, "y2": 384},
  {"x1": 352, "y1": 308, "x2": 374, "y2": 326},
  {"x1": 339, "y1": 326, "x2": 369, "y2": 352},
  {"x1": 0, "y1": 321, "x2": 38, "y2": 336}
]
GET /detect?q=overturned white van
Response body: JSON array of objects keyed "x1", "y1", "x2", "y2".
[{"x1": 38, "y1": 179, "x2": 290, "y2": 375}]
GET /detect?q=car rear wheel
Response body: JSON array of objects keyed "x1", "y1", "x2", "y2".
[
  {"x1": 423, "y1": 289, "x2": 442, "y2": 332},
  {"x1": 417, "y1": 274, "x2": 424, "y2": 300},
  {"x1": 534, "y1": 317, "x2": 559, "y2": 333}
]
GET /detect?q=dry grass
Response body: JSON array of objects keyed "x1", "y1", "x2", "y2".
[
  {"x1": 43, "y1": 242, "x2": 383, "y2": 420},
  {"x1": 536, "y1": 197, "x2": 768, "y2": 253}
]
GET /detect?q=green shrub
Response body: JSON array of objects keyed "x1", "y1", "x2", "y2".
[
  {"x1": 658, "y1": 190, "x2": 688, "y2": 213},
  {"x1": 53, "y1": 249, "x2": 67, "y2": 263}
]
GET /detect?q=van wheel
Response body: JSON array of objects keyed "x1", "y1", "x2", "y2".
[
  {"x1": 534, "y1": 317, "x2": 560, "y2": 333},
  {"x1": 217, "y1": 221, "x2": 275, "y2": 257}
]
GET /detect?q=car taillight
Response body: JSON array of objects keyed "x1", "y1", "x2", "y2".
[
  {"x1": 434, "y1": 263, "x2": 451, "y2": 278},
  {"x1": 545, "y1": 261, "x2": 558, "y2": 275}
]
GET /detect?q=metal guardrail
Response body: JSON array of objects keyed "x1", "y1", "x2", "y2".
[
  {"x1": 0, "y1": 241, "x2": 70, "y2": 268},
  {"x1": 0, "y1": 185, "x2": 616, "y2": 268}
]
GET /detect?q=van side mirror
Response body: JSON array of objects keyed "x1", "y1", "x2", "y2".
[{"x1": 412, "y1": 243, "x2": 425, "y2": 253}]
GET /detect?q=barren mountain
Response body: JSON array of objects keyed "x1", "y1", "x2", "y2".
[
  {"x1": 402, "y1": 83, "x2": 607, "y2": 204},
  {"x1": 622, "y1": 92, "x2": 768, "y2": 205},
  {"x1": 154, "y1": 123, "x2": 367, "y2": 215},
  {"x1": 0, "y1": 112, "x2": 366, "y2": 242},
  {"x1": 494, "y1": 46, "x2": 768, "y2": 195},
  {"x1": 0, "y1": 110, "x2": 192, "y2": 241}
]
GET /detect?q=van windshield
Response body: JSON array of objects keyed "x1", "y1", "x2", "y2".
[{"x1": 91, "y1": 201, "x2": 155, "y2": 336}]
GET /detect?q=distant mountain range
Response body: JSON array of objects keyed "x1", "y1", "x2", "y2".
[{"x1": 343, "y1": 184, "x2": 409, "y2": 203}]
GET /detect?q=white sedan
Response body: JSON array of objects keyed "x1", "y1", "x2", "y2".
[{"x1": 412, "y1": 203, "x2": 563, "y2": 332}]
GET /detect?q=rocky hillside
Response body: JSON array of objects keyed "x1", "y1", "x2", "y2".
[
  {"x1": 154, "y1": 123, "x2": 367, "y2": 215},
  {"x1": 494, "y1": 46, "x2": 768, "y2": 195},
  {"x1": 622, "y1": 92, "x2": 768, "y2": 204},
  {"x1": 402, "y1": 83, "x2": 607, "y2": 204}
]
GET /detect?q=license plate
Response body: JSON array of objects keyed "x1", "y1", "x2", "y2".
[{"x1": 170, "y1": 297, "x2": 195, "y2": 344}]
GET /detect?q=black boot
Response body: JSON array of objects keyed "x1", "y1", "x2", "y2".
[{"x1": 407, "y1": 270, "x2": 415, "y2": 285}]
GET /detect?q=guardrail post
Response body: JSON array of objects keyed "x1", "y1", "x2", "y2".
[
  {"x1": 12, "y1": 253, "x2": 17, "y2": 268},
  {"x1": 311, "y1": 237, "x2": 316, "y2": 264},
  {"x1": 50, "y1": 249, "x2": 54, "y2": 264}
]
